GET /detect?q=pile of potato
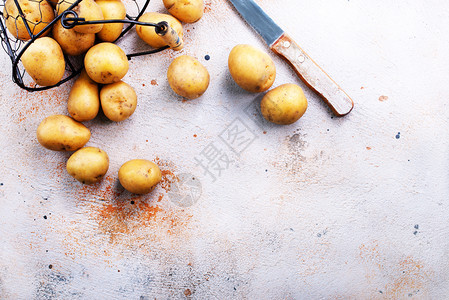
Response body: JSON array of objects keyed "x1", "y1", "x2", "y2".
[
  {"x1": 4, "y1": 0, "x2": 205, "y2": 193},
  {"x1": 3, "y1": 0, "x2": 308, "y2": 194}
]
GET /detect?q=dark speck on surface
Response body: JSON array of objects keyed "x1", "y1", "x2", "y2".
[
  {"x1": 396, "y1": 132, "x2": 401, "y2": 139},
  {"x1": 205, "y1": 55, "x2": 210, "y2": 61},
  {"x1": 379, "y1": 291, "x2": 383, "y2": 294},
  {"x1": 413, "y1": 231, "x2": 418, "y2": 235},
  {"x1": 131, "y1": 201, "x2": 135, "y2": 205},
  {"x1": 43, "y1": 215, "x2": 47, "y2": 220},
  {"x1": 414, "y1": 224, "x2": 419, "y2": 229},
  {"x1": 48, "y1": 264, "x2": 53, "y2": 269},
  {"x1": 265, "y1": 169, "x2": 268, "y2": 172},
  {"x1": 0, "y1": 183, "x2": 3, "y2": 186},
  {"x1": 317, "y1": 233, "x2": 322, "y2": 237}
]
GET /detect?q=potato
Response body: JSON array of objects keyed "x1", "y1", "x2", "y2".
[
  {"x1": 100, "y1": 81, "x2": 137, "y2": 122},
  {"x1": 37, "y1": 115, "x2": 91, "y2": 151},
  {"x1": 228, "y1": 44, "x2": 276, "y2": 93},
  {"x1": 118, "y1": 159, "x2": 162, "y2": 194},
  {"x1": 96, "y1": 0, "x2": 126, "y2": 42},
  {"x1": 260, "y1": 83, "x2": 308, "y2": 125},
  {"x1": 84, "y1": 42, "x2": 129, "y2": 84},
  {"x1": 52, "y1": 20, "x2": 95, "y2": 56},
  {"x1": 3, "y1": 0, "x2": 54, "y2": 40},
  {"x1": 136, "y1": 12, "x2": 183, "y2": 48},
  {"x1": 21, "y1": 37, "x2": 65, "y2": 86},
  {"x1": 68, "y1": 70, "x2": 100, "y2": 122},
  {"x1": 167, "y1": 55, "x2": 209, "y2": 99},
  {"x1": 67, "y1": 147, "x2": 109, "y2": 184},
  {"x1": 57, "y1": 0, "x2": 104, "y2": 34},
  {"x1": 163, "y1": 0, "x2": 204, "y2": 23}
]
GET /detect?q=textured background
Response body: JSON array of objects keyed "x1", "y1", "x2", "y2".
[{"x1": 1, "y1": 0, "x2": 449, "y2": 299}]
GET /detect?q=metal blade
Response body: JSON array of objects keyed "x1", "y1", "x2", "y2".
[{"x1": 229, "y1": 0, "x2": 284, "y2": 46}]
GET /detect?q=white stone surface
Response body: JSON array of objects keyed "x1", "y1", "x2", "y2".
[{"x1": 0, "y1": 0, "x2": 448, "y2": 299}]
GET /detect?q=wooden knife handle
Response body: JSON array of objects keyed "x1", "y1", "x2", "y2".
[
  {"x1": 156, "y1": 21, "x2": 184, "y2": 51},
  {"x1": 271, "y1": 33, "x2": 354, "y2": 116}
]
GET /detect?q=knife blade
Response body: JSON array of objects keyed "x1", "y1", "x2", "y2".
[{"x1": 228, "y1": 0, "x2": 354, "y2": 116}]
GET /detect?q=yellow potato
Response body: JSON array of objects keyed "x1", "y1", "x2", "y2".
[
  {"x1": 37, "y1": 115, "x2": 91, "y2": 151},
  {"x1": 96, "y1": 0, "x2": 126, "y2": 42},
  {"x1": 3, "y1": 0, "x2": 54, "y2": 40},
  {"x1": 167, "y1": 55, "x2": 209, "y2": 99},
  {"x1": 260, "y1": 83, "x2": 308, "y2": 125},
  {"x1": 118, "y1": 159, "x2": 162, "y2": 194},
  {"x1": 21, "y1": 37, "x2": 65, "y2": 86},
  {"x1": 228, "y1": 44, "x2": 276, "y2": 93},
  {"x1": 100, "y1": 81, "x2": 137, "y2": 122},
  {"x1": 136, "y1": 12, "x2": 183, "y2": 48},
  {"x1": 52, "y1": 20, "x2": 95, "y2": 56},
  {"x1": 84, "y1": 42, "x2": 129, "y2": 84},
  {"x1": 57, "y1": 0, "x2": 104, "y2": 34},
  {"x1": 163, "y1": 0, "x2": 204, "y2": 23},
  {"x1": 68, "y1": 70, "x2": 100, "y2": 122},
  {"x1": 67, "y1": 147, "x2": 109, "y2": 184}
]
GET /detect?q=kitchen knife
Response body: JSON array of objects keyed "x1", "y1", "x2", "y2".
[{"x1": 228, "y1": 0, "x2": 354, "y2": 116}]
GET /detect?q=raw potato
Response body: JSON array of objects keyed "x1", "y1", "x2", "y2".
[
  {"x1": 228, "y1": 44, "x2": 276, "y2": 93},
  {"x1": 37, "y1": 115, "x2": 91, "y2": 151},
  {"x1": 84, "y1": 42, "x2": 129, "y2": 84},
  {"x1": 96, "y1": 0, "x2": 126, "y2": 42},
  {"x1": 68, "y1": 70, "x2": 100, "y2": 122},
  {"x1": 100, "y1": 81, "x2": 137, "y2": 122},
  {"x1": 260, "y1": 83, "x2": 308, "y2": 125},
  {"x1": 67, "y1": 147, "x2": 109, "y2": 184},
  {"x1": 136, "y1": 12, "x2": 183, "y2": 48},
  {"x1": 167, "y1": 55, "x2": 209, "y2": 99},
  {"x1": 52, "y1": 20, "x2": 95, "y2": 56},
  {"x1": 21, "y1": 37, "x2": 65, "y2": 86},
  {"x1": 163, "y1": 0, "x2": 204, "y2": 23},
  {"x1": 118, "y1": 159, "x2": 162, "y2": 194},
  {"x1": 3, "y1": 0, "x2": 54, "y2": 40},
  {"x1": 57, "y1": 0, "x2": 104, "y2": 34}
]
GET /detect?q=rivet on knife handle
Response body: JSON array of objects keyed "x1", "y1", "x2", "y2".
[{"x1": 271, "y1": 34, "x2": 354, "y2": 116}]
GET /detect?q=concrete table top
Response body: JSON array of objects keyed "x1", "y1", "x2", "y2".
[{"x1": 0, "y1": 0, "x2": 448, "y2": 299}]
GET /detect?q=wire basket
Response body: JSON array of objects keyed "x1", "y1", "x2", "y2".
[{"x1": 0, "y1": 0, "x2": 170, "y2": 91}]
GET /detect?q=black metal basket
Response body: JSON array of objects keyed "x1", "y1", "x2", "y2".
[{"x1": 0, "y1": 0, "x2": 169, "y2": 91}]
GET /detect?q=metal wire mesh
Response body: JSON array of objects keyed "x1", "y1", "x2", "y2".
[{"x1": 0, "y1": 0, "x2": 164, "y2": 91}]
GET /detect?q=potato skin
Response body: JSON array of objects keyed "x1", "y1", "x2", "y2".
[
  {"x1": 260, "y1": 83, "x2": 308, "y2": 125},
  {"x1": 68, "y1": 70, "x2": 100, "y2": 122},
  {"x1": 3, "y1": 0, "x2": 54, "y2": 40},
  {"x1": 52, "y1": 20, "x2": 95, "y2": 56},
  {"x1": 118, "y1": 159, "x2": 162, "y2": 194},
  {"x1": 136, "y1": 12, "x2": 183, "y2": 48},
  {"x1": 21, "y1": 37, "x2": 65, "y2": 86},
  {"x1": 96, "y1": 0, "x2": 126, "y2": 42},
  {"x1": 163, "y1": 0, "x2": 204, "y2": 23},
  {"x1": 37, "y1": 115, "x2": 91, "y2": 151},
  {"x1": 67, "y1": 147, "x2": 109, "y2": 184},
  {"x1": 84, "y1": 42, "x2": 129, "y2": 84},
  {"x1": 228, "y1": 44, "x2": 276, "y2": 93},
  {"x1": 167, "y1": 55, "x2": 209, "y2": 99},
  {"x1": 100, "y1": 81, "x2": 137, "y2": 121}
]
